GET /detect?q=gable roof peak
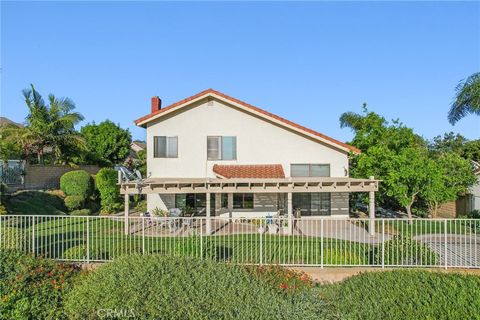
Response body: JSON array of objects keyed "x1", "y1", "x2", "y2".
[{"x1": 134, "y1": 89, "x2": 360, "y2": 154}]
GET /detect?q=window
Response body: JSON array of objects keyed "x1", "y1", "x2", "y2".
[
  {"x1": 175, "y1": 193, "x2": 207, "y2": 216},
  {"x1": 154, "y1": 136, "x2": 178, "y2": 158},
  {"x1": 292, "y1": 193, "x2": 331, "y2": 216},
  {"x1": 233, "y1": 193, "x2": 254, "y2": 209},
  {"x1": 207, "y1": 136, "x2": 237, "y2": 160},
  {"x1": 291, "y1": 164, "x2": 330, "y2": 177}
]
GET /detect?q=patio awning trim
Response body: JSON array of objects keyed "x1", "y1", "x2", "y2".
[{"x1": 119, "y1": 177, "x2": 380, "y2": 194}]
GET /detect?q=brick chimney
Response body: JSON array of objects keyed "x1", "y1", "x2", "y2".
[{"x1": 151, "y1": 96, "x2": 161, "y2": 113}]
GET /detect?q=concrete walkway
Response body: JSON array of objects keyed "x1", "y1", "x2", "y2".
[{"x1": 291, "y1": 267, "x2": 480, "y2": 283}]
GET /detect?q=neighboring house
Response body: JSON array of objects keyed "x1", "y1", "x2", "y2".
[
  {"x1": 457, "y1": 163, "x2": 480, "y2": 214},
  {"x1": 128, "y1": 140, "x2": 146, "y2": 160},
  {"x1": 131, "y1": 140, "x2": 146, "y2": 154},
  {"x1": 120, "y1": 89, "x2": 378, "y2": 221},
  {"x1": 436, "y1": 161, "x2": 480, "y2": 217}
]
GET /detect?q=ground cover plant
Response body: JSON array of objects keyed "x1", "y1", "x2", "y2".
[
  {"x1": 0, "y1": 250, "x2": 81, "y2": 320},
  {"x1": 319, "y1": 270, "x2": 480, "y2": 320},
  {"x1": 4, "y1": 190, "x2": 66, "y2": 215}
]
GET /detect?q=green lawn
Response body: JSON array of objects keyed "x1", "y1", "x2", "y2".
[{"x1": 356, "y1": 218, "x2": 479, "y2": 237}]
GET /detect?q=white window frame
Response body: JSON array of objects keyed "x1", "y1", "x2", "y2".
[
  {"x1": 207, "y1": 136, "x2": 237, "y2": 160},
  {"x1": 290, "y1": 164, "x2": 330, "y2": 177},
  {"x1": 153, "y1": 136, "x2": 178, "y2": 158}
]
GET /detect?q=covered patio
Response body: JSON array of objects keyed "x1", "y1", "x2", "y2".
[{"x1": 119, "y1": 176, "x2": 380, "y2": 236}]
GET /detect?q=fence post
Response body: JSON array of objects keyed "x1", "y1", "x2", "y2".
[
  {"x1": 142, "y1": 218, "x2": 145, "y2": 255},
  {"x1": 444, "y1": 219, "x2": 448, "y2": 270},
  {"x1": 86, "y1": 217, "x2": 90, "y2": 263},
  {"x1": 31, "y1": 216, "x2": 35, "y2": 255},
  {"x1": 259, "y1": 221, "x2": 263, "y2": 265},
  {"x1": 200, "y1": 218, "x2": 203, "y2": 260},
  {"x1": 0, "y1": 215, "x2": 2, "y2": 249},
  {"x1": 320, "y1": 219, "x2": 324, "y2": 269},
  {"x1": 381, "y1": 219, "x2": 385, "y2": 269}
]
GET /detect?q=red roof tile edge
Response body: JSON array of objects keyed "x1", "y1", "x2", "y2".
[
  {"x1": 135, "y1": 89, "x2": 361, "y2": 154},
  {"x1": 212, "y1": 164, "x2": 286, "y2": 179}
]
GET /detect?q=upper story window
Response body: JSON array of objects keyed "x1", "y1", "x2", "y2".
[
  {"x1": 153, "y1": 136, "x2": 178, "y2": 158},
  {"x1": 207, "y1": 136, "x2": 237, "y2": 160},
  {"x1": 291, "y1": 164, "x2": 330, "y2": 177}
]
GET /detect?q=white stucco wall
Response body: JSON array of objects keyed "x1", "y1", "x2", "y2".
[
  {"x1": 470, "y1": 180, "x2": 480, "y2": 211},
  {"x1": 145, "y1": 99, "x2": 349, "y2": 179}
]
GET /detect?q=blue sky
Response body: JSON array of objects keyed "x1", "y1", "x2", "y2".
[{"x1": 1, "y1": 1, "x2": 479, "y2": 142}]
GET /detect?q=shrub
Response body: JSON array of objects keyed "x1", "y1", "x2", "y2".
[
  {"x1": 64, "y1": 195, "x2": 85, "y2": 211},
  {"x1": 69, "y1": 208, "x2": 92, "y2": 216},
  {"x1": 62, "y1": 245, "x2": 87, "y2": 260},
  {"x1": 372, "y1": 235, "x2": 438, "y2": 266},
  {"x1": 0, "y1": 250, "x2": 80, "y2": 320},
  {"x1": 64, "y1": 255, "x2": 324, "y2": 319},
  {"x1": 320, "y1": 270, "x2": 480, "y2": 320},
  {"x1": 246, "y1": 265, "x2": 313, "y2": 293},
  {"x1": 134, "y1": 199, "x2": 147, "y2": 213},
  {"x1": 0, "y1": 204, "x2": 7, "y2": 215},
  {"x1": 0, "y1": 183, "x2": 7, "y2": 203},
  {"x1": 1, "y1": 227, "x2": 29, "y2": 250},
  {"x1": 60, "y1": 170, "x2": 94, "y2": 198},
  {"x1": 95, "y1": 168, "x2": 121, "y2": 213},
  {"x1": 468, "y1": 209, "x2": 480, "y2": 219}
]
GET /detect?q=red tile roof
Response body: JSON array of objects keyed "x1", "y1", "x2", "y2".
[
  {"x1": 135, "y1": 89, "x2": 360, "y2": 154},
  {"x1": 213, "y1": 164, "x2": 285, "y2": 179}
]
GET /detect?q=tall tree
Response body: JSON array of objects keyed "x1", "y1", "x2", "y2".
[
  {"x1": 81, "y1": 120, "x2": 132, "y2": 166},
  {"x1": 448, "y1": 72, "x2": 480, "y2": 124},
  {"x1": 340, "y1": 106, "x2": 476, "y2": 218},
  {"x1": 420, "y1": 152, "x2": 476, "y2": 217},
  {"x1": 22, "y1": 85, "x2": 85, "y2": 164}
]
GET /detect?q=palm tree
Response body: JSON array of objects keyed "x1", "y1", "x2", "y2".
[
  {"x1": 448, "y1": 72, "x2": 480, "y2": 124},
  {"x1": 22, "y1": 85, "x2": 85, "y2": 164}
]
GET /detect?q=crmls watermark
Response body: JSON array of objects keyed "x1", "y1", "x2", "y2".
[{"x1": 97, "y1": 308, "x2": 137, "y2": 319}]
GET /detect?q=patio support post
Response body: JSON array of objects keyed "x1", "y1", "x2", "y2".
[
  {"x1": 287, "y1": 192, "x2": 293, "y2": 235},
  {"x1": 369, "y1": 176, "x2": 375, "y2": 236},
  {"x1": 206, "y1": 193, "x2": 211, "y2": 235},
  {"x1": 124, "y1": 194, "x2": 129, "y2": 235},
  {"x1": 227, "y1": 193, "x2": 233, "y2": 218}
]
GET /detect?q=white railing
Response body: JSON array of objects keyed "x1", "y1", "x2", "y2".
[{"x1": 0, "y1": 215, "x2": 478, "y2": 268}]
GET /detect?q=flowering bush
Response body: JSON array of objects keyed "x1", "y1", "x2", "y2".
[
  {"x1": 0, "y1": 250, "x2": 80, "y2": 319},
  {"x1": 246, "y1": 265, "x2": 313, "y2": 293}
]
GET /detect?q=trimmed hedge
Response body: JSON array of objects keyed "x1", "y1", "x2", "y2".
[
  {"x1": 0, "y1": 250, "x2": 80, "y2": 320},
  {"x1": 373, "y1": 235, "x2": 438, "y2": 266},
  {"x1": 62, "y1": 245, "x2": 87, "y2": 260},
  {"x1": 64, "y1": 195, "x2": 84, "y2": 211},
  {"x1": 69, "y1": 208, "x2": 92, "y2": 216},
  {"x1": 64, "y1": 255, "x2": 324, "y2": 319},
  {"x1": 95, "y1": 168, "x2": 121, "y2": 214},
  {"x1": 60, "y1": 170, "x2": 94, "y2": 198},
  {"x1": 320, "y1": 270, "x2": 480, "y2": 320}
]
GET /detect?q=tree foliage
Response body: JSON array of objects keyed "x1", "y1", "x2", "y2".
[
  {"x1": 95, "y1": 168, "x2": 122, "y2": 213},
  {"x1": 341, "y1": 106, "x2": 476, "y2": 217},
  {"x1": 21, "y1": 85, "x2": 85, "y2": 164},
  {"x1": 448, "y1": 72, "x2": 480, "y2": 124},
  {"x1": 81, "y1": 120, "x2": 132, "y2": 166},
  {"x1": 429, "y1": 132, "x2": 480, "y2": 162}
]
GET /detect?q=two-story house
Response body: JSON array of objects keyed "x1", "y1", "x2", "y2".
[{"x1": 120, "y1": 89, "x2": 379, "y2": 232}]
